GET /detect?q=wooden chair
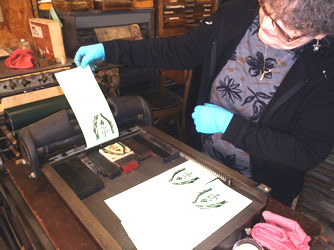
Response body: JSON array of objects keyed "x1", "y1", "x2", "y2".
[
  {"x1": 134, "y1": 69, "x2": 193, "y2": 141},
  {"x1": 92, "y1": 24, "x2": 193, "y2": 140}
]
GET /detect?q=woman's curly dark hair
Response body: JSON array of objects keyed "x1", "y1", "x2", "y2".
[{"x1": 263, "y1": 0, "x2": 334, "y2": 36}]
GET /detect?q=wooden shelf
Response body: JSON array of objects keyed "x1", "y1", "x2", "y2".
[{"x1": 155, "y1": 0, "x2": 218, "y2": 38}]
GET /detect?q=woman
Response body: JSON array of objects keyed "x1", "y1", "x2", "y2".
[{"x1": 74, "y1": 0, "x2": 334, "y2": 206}]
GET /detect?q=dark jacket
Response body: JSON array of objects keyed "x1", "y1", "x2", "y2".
[{"x1": 103, "y1": 0, "x2": 334, "y2": 204}]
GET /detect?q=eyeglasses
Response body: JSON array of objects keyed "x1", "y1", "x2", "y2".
[{"x1": 258, "y1": 0, "x2": 302, "y2": 42}]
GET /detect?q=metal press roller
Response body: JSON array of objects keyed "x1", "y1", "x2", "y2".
[
  {"x1": 0, "y1": 95, "x2": 70, "y2": 163},
  {"x1": 18, "y1": 96, "x2": 153, "y2": 178},
  {"x1": 4, "y1": 95, "x2": 70, "y2": 134}
]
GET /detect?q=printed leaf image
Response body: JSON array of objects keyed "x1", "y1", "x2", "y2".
[
  {"x1": 93, "y1": 113, "x2": 115, "y2": 140},
  {"x1": 169, "y1": 168, "x2": 200, "y2": 185},
  {"x1": 192, "y1": 187, "x2": 227, "y2": 209},
  {"x1": 99, "y1": 142, "x2": 134, "y2": 162}
]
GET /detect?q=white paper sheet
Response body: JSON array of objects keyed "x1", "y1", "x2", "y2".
[
  {"x1": 55, "y1": 67, "x2": 119, "y2": 148},
  {"x1": 105, "y1": 160, "x2": 252, "y2": 250}
]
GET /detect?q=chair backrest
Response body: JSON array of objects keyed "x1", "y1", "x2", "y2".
[{"x1": 160, "y1": 69, "x2": 193, "y2": 138}]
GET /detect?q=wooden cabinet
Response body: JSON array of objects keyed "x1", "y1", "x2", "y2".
[{"x1": 155, "y1": 0, "x2": 218, "y2": 37}]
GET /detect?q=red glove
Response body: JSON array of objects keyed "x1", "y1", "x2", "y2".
[{"x1": 5, "y1": 48, "x2": 34, "y2": 69}]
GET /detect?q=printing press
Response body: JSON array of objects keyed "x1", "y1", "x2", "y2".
[{"x1": 0, "y1": 61, "x2": 271, "y2": 250}]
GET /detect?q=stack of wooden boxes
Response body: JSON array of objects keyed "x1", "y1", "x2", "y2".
[{"x1": 296, "y1": 149, "x2": 334, "y2": 226}]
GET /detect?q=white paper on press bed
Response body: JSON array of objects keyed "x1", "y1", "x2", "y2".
[{"x1": 105, "y1": 160, "x2": 252, "y2": 250}]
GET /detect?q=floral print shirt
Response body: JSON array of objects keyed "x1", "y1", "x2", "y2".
[{"x1": 202, "y1": 16, "x2": 298, "y2": 177}]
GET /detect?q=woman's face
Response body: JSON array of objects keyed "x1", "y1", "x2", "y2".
[{"x1": 258, "y1": 2, "x2": 325, "y2": 50}]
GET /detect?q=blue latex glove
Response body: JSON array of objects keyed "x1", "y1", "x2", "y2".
[
  {"x1": 192, "y1": 103, "x2": 233, "y2": 134},
  {"x1": 74, "y1": 43, "x2": 105, "y2": 70}
]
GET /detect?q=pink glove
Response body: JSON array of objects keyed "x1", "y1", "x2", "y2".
[{"x1": 251, "y1": 211, "x2": 311, "y2": 250}]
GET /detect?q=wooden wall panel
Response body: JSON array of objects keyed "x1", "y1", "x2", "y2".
[{"x1": 0, "y1": 0, "x2": 39, "y2": 49}]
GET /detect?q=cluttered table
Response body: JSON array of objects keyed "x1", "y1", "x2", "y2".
[{"x1": 0, "y1": 122, "x2": 324, "y2": 250}]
